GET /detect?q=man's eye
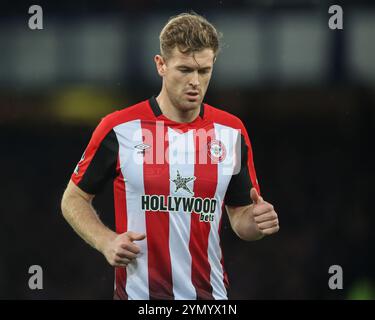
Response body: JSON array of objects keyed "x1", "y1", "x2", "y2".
[
  {"x1": 180, "y1": 69, "x2": 190, "y2": 73},
  {"x1": 199, "y1": 70, "x2": 210, "y2": 74}
]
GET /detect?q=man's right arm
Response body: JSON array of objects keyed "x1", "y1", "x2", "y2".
[{"x1": 61, "y1": 180, "x2": 146, "y2": 267}]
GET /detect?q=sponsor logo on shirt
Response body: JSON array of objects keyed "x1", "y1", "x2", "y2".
[
  {"x1": 141, "y1": 195, "x2": 217, "y2": 223},
  {"x1": 141, "y1": 170, "x2": 216, "y2": 222},
  {"x1": 170, "y1": 170, "x2": 195, "y2": 195}
]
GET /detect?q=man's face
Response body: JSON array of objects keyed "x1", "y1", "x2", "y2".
[{"x1": 156, "y1": 47, "x2": 215, "y2": 112}]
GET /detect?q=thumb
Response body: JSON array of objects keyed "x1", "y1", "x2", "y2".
[
  {"x1": 250, "y1": 187, "x2": 263, "y2": 205},
  {"x1": 125, "y1": 231, "x2": 146, "y2": 242}
]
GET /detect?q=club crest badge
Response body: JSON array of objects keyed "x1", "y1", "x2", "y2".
[{"x1": 207, "y1": 139, "x2": 226, "y2": 163}]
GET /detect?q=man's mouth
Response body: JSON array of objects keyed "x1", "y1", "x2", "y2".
[{"x1": 186, "y1": 91, "x2": 199, "y2": 98}]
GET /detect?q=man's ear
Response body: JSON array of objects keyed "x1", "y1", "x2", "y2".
[{"x1": 154, "y1": 55, "x2": 166, "y2": 77}]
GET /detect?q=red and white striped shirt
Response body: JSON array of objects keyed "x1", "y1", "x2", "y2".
[{"x1": 71, "y1": 97, "x2": 260, "y2": 300}]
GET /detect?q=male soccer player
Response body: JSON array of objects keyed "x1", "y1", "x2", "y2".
[{"x1": 61, "y1": 13, "x2": 279, "y2": 300}]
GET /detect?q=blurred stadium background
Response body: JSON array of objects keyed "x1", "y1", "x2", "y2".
[{"x1": 0, "y1": 0, "x2": 374, "y2": 299}]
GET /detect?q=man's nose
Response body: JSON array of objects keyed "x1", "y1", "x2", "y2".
[{"x1": 189, "y1": 71, "x2": 200, "y2": 87}]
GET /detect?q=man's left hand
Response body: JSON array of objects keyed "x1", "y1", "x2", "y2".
[{"x1": 250, "y1": 187, "x2": 280, "y2": 236}]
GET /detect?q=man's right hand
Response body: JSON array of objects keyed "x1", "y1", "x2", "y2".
[{"x1": 102, "y1": 231, "x2": 146, "y2": 267}]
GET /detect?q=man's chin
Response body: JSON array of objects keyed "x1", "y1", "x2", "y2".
[{"x1": 180, "y1": 98, "x2": 202, "y2": 110}]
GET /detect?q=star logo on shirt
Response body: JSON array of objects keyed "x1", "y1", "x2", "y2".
[{"x1": 170, "y1": 170, "x2": 196, "y2": 195}]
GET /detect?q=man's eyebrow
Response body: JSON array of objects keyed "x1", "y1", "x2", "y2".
[
  {"x1": 176, "y1": 65, "x2": 193, "y2": 69},
  {"x1": 177, "y1": 65, "x2": 212, "y2": 70}
]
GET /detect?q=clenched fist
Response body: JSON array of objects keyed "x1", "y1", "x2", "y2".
[
  {"x1": 250, "y1": 188, "x2": 279, "y2": 236},
  {"x1": 102, "y1": 231, "x2": 146, "y2": 267}
]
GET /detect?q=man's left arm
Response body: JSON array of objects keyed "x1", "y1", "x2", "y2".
[
  {"x1": 226, "y1": 187, "x2": 279, "y2": 241},
  {"x1": 225, "y1": 120, "x2": 279, "y2": 241}
]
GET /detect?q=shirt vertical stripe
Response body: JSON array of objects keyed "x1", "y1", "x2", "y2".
[
  {"x1": 142, "y1": 120, "x2": 174, "y2": 299},
  {"x1": 113, "y1": 154, "x2": 128, "y2": 299},
  {"x1": 168, "y1": 128, "x2": 196, "y2": 299},
  {"x1": 114, "y1": 120, "x2": 149, "y2": 299},
  {"x1": 207, "y1": 123, "x2": 239, "y2": 299},
  {"x1": 189, "y1": 124, "x2": 217, "y2": 299}
]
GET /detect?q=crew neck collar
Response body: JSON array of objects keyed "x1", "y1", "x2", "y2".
[{"x1": 148, "y1": 96, "x2": 204, "y2": 121}]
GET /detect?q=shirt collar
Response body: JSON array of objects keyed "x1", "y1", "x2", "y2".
[{"x1": 148, "y1": 96, "x2": 204, "y2": 119}]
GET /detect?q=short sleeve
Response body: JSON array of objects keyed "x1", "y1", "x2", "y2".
[
  {"x1": 71, "y1": 119, "x2": 119, "y2": 194},
  {"x1": 224, "y1": 122, "x2": 260, "y2": 206}
]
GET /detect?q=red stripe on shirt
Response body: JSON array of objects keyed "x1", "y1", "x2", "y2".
[
  {"x1": 189, "y1": 125, "x2": 217, "y2": 300},
  {"x1": 113, "y1": 155, "x2": 128, "y2": 300},
  {"x1": 142, "y1": 120, "x2": 174, "y2": 299},
  {"x1": 218, "y1": 208, "x2": 229, "y2": 291},
  {"x1": 241, "y1": 124, "x2": 260, "y2": 195}
]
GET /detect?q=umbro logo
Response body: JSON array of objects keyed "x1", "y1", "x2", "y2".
[{"x1": 134, "y1": 143, "x2": 151, "y2": 155}]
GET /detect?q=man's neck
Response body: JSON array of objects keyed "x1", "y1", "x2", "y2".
[{"x1": 156, "y1": 92, "x2": 200, "y2": 123}]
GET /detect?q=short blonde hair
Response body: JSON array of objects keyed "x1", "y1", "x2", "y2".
[{"x1": 159, "y1": 12, "x2": 221, "y2": 59}]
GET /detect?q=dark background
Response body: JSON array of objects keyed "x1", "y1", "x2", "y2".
[{"x1": 0, "y1": 0, "x2": 374, "y2": 299}]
